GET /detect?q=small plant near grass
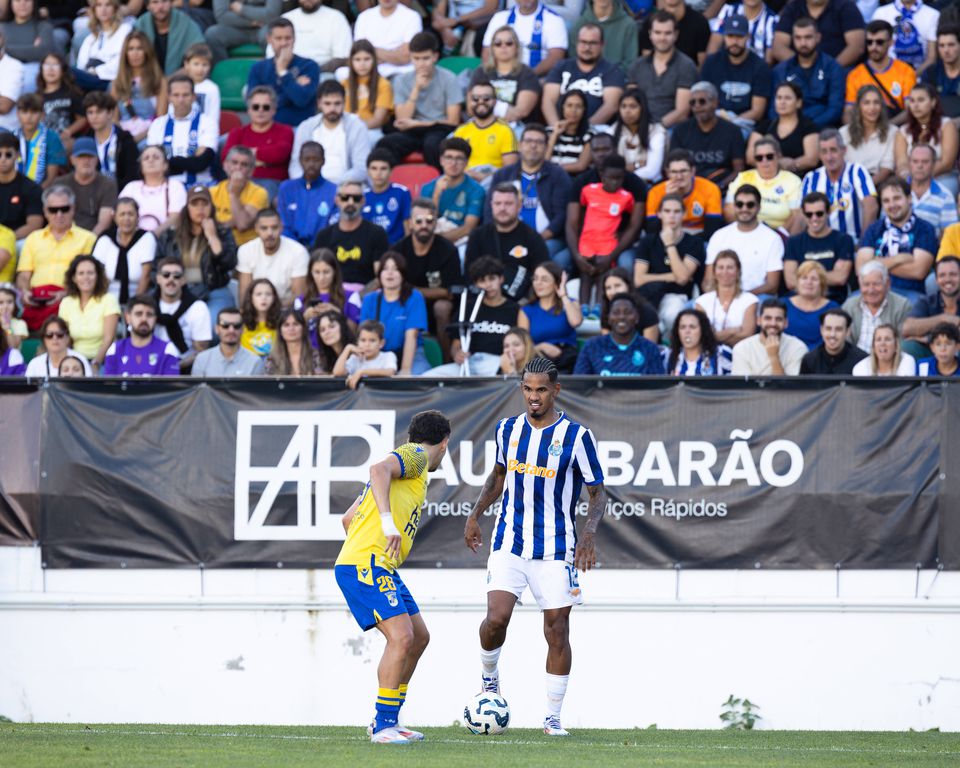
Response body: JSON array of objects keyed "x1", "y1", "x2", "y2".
[{"x1": 720, "y1": 695, "x2": 761, "y2": 730}]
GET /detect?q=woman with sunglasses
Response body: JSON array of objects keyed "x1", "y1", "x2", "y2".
[
  {"x1": 725, "y1": 135, "x2": 803, "y2": 233},
  {"x1": 841, "y1": 85, "x2": 902, "y2": 188},
  {"x1": 469, "y1": 25, "x2": 539, "y2": 125},
  {"x1": 895, "y1": 83, "x2": 960, "y2": 196},
  {"x1": 120, "y1": 145, "x2": 186, "y2": 233},
  {"x1": 342, "y1": 40, "x2": 393, "y2": 146},
  {"x1": 222, "y1": 86, "x2": 293, "y2": 189},
  {"x1": 57, "y1": 254, "x2": 120, "y2": 371},
  {"x1": 747, "y1": 82, "x2": 818, "y2": 175},
  {"x1": 24, "y1": 315, "x2": 93, "y2": 378},
  {"x1": 157, "y1": 184, "x2": 237, "y2": 330}
]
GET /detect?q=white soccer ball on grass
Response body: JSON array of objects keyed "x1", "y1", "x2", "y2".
[{"x1": 463, "y1": 693, "x2": 510, "y2": 735}]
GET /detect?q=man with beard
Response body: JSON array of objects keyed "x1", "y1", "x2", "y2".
[
  {"x1": 700, "y1": 16, "x2": 771, "y2": 134},
  {"x1": 247, "y1": 19, "x2": 321, "y2": 127},
  {"x1": 626, "y1": 12, "x2": 696, "y2": 128},
  {"x1": 453, "y1": 81, "x2": 518, "y2": 186},
  {"x1": 152, "y1": 256, "x2": 212, "y2": 373},
  {"x1": 574, "y1": 293, "x2": 665, "y2": 374},
  {"x1": 490, "y1": 123, "x2": 571, "y2": 266},
  {"x1": 192, "y1": 307, "x2": 265, "y2": 376},
  {"x1": 279, "y1": 0, "x2": 352, "y2": 73},
  {"x1": 290, "y1": 80, "x2": 369, "y2": 184},
  {"x1": 102, "y1": 294, "x2": 181, "y2": 376},
  {"x1": 902, "y1": 256, "x2": 960, "y2": 357},
  {"x1": 314, "y1": 181, "x2": 389, "y2": 291},
  {"x1": 844, "y1": 20, "x2": 915, "y2": 121},
  {"x1": 670, "y1": 82, "x2": 745, "y2": 190},
  {"x1": 277, "y1": 142, "x2": 337, "y2": 248},
  {"x1": 731, "y1": 298, "x2": 807, "y2": 375},
  {"x1": 135, "y1": 0, "x2": 205, "y2": 76},
  {"x1": 465, "y1": 183, "x2": 548, "y2": 302},
  {"x1": 541, "y1": 24, "x2": 624, "y2": 127},
  {"x1": 237, "y1": 208, "x2": 309, "y2": 306},
  {"x1": 769, "y1": 18, "x2": 844, "y2": 129},
  {"x1": 396, "y1": 198, "x2": 462, "y2": 356}
]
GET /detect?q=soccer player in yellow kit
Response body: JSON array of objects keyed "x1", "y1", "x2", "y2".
[{"x1": 335, "y1": 410, "x2": 451, "y2": 745}]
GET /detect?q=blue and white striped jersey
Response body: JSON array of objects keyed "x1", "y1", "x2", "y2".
[
  {"x1": 492, "y1": 411, "x2": 604, "y2": 561},
  {"x1": 800, "y1": 163, "x2": 877, "y2": 241}
]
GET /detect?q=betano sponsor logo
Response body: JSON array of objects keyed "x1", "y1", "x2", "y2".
[{"x1": 506, "y1": 459, "x2": 557, "y2": 478}]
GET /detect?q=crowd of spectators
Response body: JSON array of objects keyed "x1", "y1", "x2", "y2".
[{"x1": 2, "y1": 0, "x2": 960, "y2": 381}]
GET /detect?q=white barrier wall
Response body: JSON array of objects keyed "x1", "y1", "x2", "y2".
[{"x1": 1, "y1": 546, "x2": 959, "y2": 730}]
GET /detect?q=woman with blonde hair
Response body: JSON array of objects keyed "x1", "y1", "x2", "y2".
[
  {"x1": 111, "y1": 30, "x2": 167, "y2": 143},
  {"x1": 852, "y1": 323, "x2": 917, "y2": 376},
  {"x1": 500, "y1": 326, "x2": 537, "y2": 375},
  {"x1": 469, "y1": 25, "x2": 539, "y2": 124},
  {"x1": 695, "y1": 250, "x2": 758, "y2": 374},
  {"x1": 840, "y1": 85, "x2": 901, "y2": 187},
  {"x1": 74, "y1": 0, "x2": 132, "y2": 91},
  {"x1": 785, "y1": 261, "x2": 839, "y2": 349}
]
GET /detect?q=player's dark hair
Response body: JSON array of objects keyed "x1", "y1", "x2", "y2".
[
  {"x1": 408, "y1": 410, "x2": 451, "y2": 445},
  {"x1": 930, "y1": 321, "x2": 960, "y2": 344},
  {"x1": 522, "y1": 356, "x2": 559, "y2": 383},
  {"x1": 820, "y1": 308, "x2": 852, "y2": 328},
  {"x1": 760, "y1": 297, "x2": 787, "y2": 315},
  {"x1": 468, "y1": 255, "x2": 505, "y2": 282},
  {"x1": 367, "y1": 147, "x2": 395, "y2": 168}
]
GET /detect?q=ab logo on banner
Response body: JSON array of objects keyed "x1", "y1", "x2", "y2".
[{"x1": 234, "y1": 410, "x2": 395, "y2": 541}]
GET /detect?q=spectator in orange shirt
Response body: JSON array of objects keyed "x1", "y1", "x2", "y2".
[
  {"x1": 844, "y1": 20, "x2": 915, "y2": 123},
  {"x1": 645, "y1": 149, "x2": 723, "y2": 241},
  {"x1": 568, "y1": 155, "x2": 643, "y2": 316}
]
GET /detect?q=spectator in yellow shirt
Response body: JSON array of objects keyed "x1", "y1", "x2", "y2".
[
  {"x1": 724, "y1": 136, "x2": 803, "y2": 233},
  {"x1": 0, "y1": 224, "x2": 15, "y2": 284},
  {"x1": 57, "y1": 255, "x2": 121, "y2": 370},
  {"x1": 453, "y1": 80, "x2": 519, "y2": 186},
  {"x1": 210, "y1": 146, "x2": 270, "y2": 247},
  {"x1": 15, "y1": 185, "x2": 96, "y2": 331}
]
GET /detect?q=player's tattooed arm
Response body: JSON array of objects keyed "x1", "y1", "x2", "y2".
[
  {"x1": 575, "y1": 483, "x2": 606, "y2": 572},
  {"x1": 464, "y1": 463, "x2": 506, "y2": 553}
]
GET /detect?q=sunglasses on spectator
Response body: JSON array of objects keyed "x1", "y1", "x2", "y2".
[
  {"x1": 159, "y1": 271, "x2": 184, "y2": 279},
  {"x1": 866, "y1": 38, "x2": 888, "y2": 47},
  {"x1": 47, "y1": 205, "x2": 72, "y2": 214},
  {"x1": 755, "y1": 153, "x2": 776, "y2": 161},
  {"x1": 492, "y1": 39, "x2": 515, "y2": 47},
  {"x1": 338, "y1": 193, "x2": 362, "y2": 202},
  {"x1": 0, "y1": 150, "x2": 15, "y2": 159},
  {"x1": 690, "y1": 98, "x2": 710, "y2": 106},
  {"x1": 734, "y1": 200, "x2": 757, "y2": 209},
  {"x1": 414, "y1": 216, "x2": 435, "y2": 225},
  {"x1": 219, "y1": 321, "x2": 243, "y2": 330},
  {"x1": 44, "y1": 331, "x2": 67, "y2": 339},
  {"x1": 804, "y1": 209, "x2": 827, "y2": 218},
  {"x1": 249, "y1": 103, "x2": 272, "y2": 111}
]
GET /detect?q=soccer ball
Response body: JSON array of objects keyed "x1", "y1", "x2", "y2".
[{"x1": 463, "y1": 693, "x2": 510, "y2": 735}]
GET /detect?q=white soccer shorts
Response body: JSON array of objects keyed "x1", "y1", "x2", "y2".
[{"x1": 485, "y1": 548, "x2": 584, "y2": 610}]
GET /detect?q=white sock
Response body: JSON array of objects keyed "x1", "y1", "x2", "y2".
[
  {"x1": 545, "y1": 673, "x2": 569, "y2": 717},
  {"x1": 480, "y1": 646, "x2": 502, "y2": 676}
]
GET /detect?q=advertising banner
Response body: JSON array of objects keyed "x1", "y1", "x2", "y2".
[{"x1": 29, "y1": 378, "x2": 953, "y2": 570}]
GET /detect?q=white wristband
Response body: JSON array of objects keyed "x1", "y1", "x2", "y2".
[
  {"x1": 493, "y1": 100, "x2": 509, "y2": 119},
  {"x1": 380, "y1": 512, "x2": 401, "y2": 538}
]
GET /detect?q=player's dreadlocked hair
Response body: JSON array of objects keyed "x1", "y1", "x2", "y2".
[{"x1": 522, "y1": 357, "x2": 559, "y2": 383}]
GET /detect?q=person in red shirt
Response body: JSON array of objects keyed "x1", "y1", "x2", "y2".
[
  {"x1": 568, "y1": 155, "x2": 643, "y2": 316},
  {"x1": 222, "y1": 85, "x2": 295, "y2": 200}
]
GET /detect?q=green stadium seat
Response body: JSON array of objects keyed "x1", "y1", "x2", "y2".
[
  {"x1": 229, "y1": 43, "x2": 264, "y2": 58},
  {"x1": 213, "y1": 59, "x2": 256, "y2": 111},
  {"x1": 422, "y1": 336, "x2": 443, "y2": 369},
  {"x1": 19, "y1": 338, "x2": 40, "y2": 363},
  {"x1": 438, "y1": 56, "x2": 481, "y2": 75}
]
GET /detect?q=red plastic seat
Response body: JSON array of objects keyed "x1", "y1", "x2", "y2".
[
  {"x1": 220, "y1": 111, "x2": 242, "y2": 136},
  {"x1": 402, "y1": 152, "x2": 426, "y2": 164},
  {"x1": 390, "y1": 163, "x2": 440, "y2": 198}
]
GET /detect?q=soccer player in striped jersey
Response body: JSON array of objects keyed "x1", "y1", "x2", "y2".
[
  {"x1": 334, "y1": 410, "x2": 452, "y2": 745},
  {"x1": 464, "y1": 357, "x2": 607, "y2": 737}
]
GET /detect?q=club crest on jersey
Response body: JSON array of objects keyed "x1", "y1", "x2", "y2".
[
  {"x1": 548, "y1": 439, "x2": 563, "y2": 457},
  {"x1": 149, "y1": 353, "x2": 158, "y2": 366},
  {"x1": 692, "y1": 202, "x2": 704, "y2": 216},
  {"x1": 386, "y1": 592, "x2": 398, "y2": 607},
  {"x1": 609, "y1": 203, "x2": 620, "y2": 215}
]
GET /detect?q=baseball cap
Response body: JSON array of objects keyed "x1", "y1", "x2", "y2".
[
  {"x1": 187, "y1": 185, "x2": 212, "y2": 203},
  {"x1": 71, "y1": 137, "x2": 98, "y2": 157},
  {"x1": 722, "y1": 15, "x2": 749, "y2": 36}
]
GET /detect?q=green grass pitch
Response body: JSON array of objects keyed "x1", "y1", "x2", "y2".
[{"x1": 2, "y1": 724, "x2": 959, "y2": 767}]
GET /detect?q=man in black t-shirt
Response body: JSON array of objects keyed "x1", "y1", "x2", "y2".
[
  {"x1": 639, "y1": 0, "x2": 711, "y2": 66},
  {"x1": 670, "y1": 81, "x2": 745, "y2": 190},
  {"x1": 0, "y1": 132, "x2": 44, "y2": 241},
  {"x1": 784, "y1": 191, "x2": 854, "y2": 303},
  {"x1": 800, "y1": 308, "x2": 866, "y2": 374},
  {"x1": 464, "y1": 183, "x2": 547, "y2": 301},
  {"x1": 313, "y1": 181, "x2": 389, "y2": 288},
  {"x1": 397, "y1": 198, "x2": 463, "y2": 356}
]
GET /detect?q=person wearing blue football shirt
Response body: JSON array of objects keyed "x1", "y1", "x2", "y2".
[
  {"x1": 421, "y1": 137, "x2": 485, "y2": 251},
  {"x1": 363, "y1": 149, "x2": 412, "y2": 246},
  {"x1": 769, "y1": 19, "x2": 845, "y2": 129},
  {"x1": 465, "y1": 356, "x2": 607, "y2": 738},
  {"x1": 917, "y1": 322, "x2": 960, "y2": 377},
  {"x1": 276, "y1": 142, "x2": 337, "y2": 248},
  {"x1": 246, "y1": 19, "x2": 320, "y2": 127},
  {"x1": 574, "y1": 293, "x2": 666, "y2": 374},
  {"x1": 855, "y1": 177, "x2": 937, "y2": 309}
]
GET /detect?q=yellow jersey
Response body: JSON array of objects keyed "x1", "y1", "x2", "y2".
[
  {"x1": 726, "y1": 169, "x2": 802, "y2": 230},
  {"x1": 454, "y1": 119, "x2": 518, "y2": 170},
  {"x1": 335, "y1": 442, "x2": 429, "y2": 572},
  {"x1": 211, "y1": 180, "x2": 270, "y2": 246}
]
